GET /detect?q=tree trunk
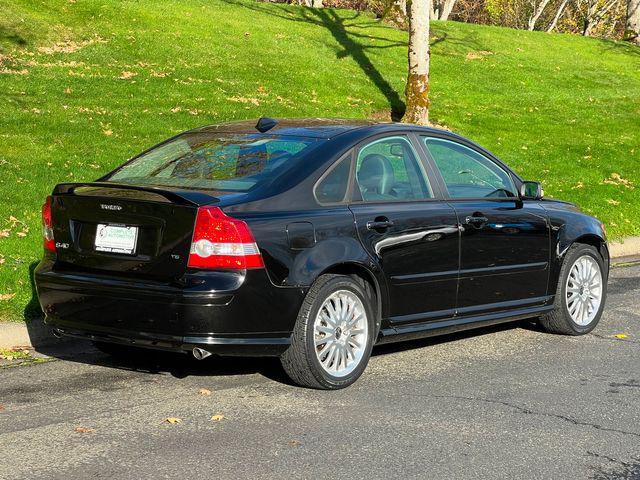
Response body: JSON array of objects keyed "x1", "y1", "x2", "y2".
[
  {"x1": 547, "y1": 0, "x2": 570, "y2": 32},
  {"x1": 403, "y1": 0, "x2": 432, "y2": 125},
  {"x1": 431, "y1": 0, "x2": 457, "y2": 20},
  {"x1": 302, "y1": 0, "x2": 323, "y2": 7},
  {"x1": 528, "y1": 0, "x2": 551, "y2": 30},
  {"x1": 628, "y1": 0, "x2": 640, "y2": 43},
  {"x1": 440, "y1": 0, "x2": 457, "y2": 20}
]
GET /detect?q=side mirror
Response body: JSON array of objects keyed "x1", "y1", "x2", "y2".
[{"x1": 520, "y1": 181, "x2": 543, "y2": 200}]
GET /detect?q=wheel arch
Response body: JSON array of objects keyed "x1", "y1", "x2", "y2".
[
  {"x1": 319, "y1": 262, "x2": 385, "y2": 337},
  {"x1": 550, "y1": 228, "x2": 610, "y2": 296}
]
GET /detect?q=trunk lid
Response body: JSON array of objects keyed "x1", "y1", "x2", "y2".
[{"x1": 50, "y1": 182, "x2": 219, "y2": 281}]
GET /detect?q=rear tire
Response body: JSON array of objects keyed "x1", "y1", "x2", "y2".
[
  {"x1": 540, "y1": 243, "x2": 607, "y2": 335},
  {"x1": 280, "y1": 274, "x2": 376, "y2": 390}
]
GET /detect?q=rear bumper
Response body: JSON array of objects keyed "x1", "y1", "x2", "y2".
[
  {"x1": 50, "y1": 324, "x2": 291, "y2": 356},
  {"x1": 35, "y1": 259, "x2": 305, "y2": 356}
]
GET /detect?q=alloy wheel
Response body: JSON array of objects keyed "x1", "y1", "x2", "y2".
[
  {"x1": 313, "y1": 290, "x2": 368, "y2": 377},
  {"x1": 565, "y1": 254, "x2": 603, "y2": 326}
]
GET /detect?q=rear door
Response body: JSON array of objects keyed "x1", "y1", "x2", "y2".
[
  {"x1": 421, "y1": 136, "x2": 550, "y2": 315},
  {"x1": 348, "y1": 134, "x2": 460, "y2": 325}
]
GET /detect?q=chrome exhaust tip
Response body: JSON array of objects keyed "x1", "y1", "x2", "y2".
[{"x1": 192, "y1": 347, "x2": 212, "y2": 360}]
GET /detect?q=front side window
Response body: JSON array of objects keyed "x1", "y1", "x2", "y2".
[
  {"x1": 423, "y1": 138, "x2": 517, "y2": 199},
  {"x1": 354, "y1": 136, "x2": 433, "y2": 202},
  {"x1": 107, "y1": 133, "x2": 321, "y2": 192}
]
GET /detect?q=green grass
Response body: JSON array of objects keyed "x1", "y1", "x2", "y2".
[{"x1": 1, "y1": 0, "x2": 639, "y2": 321}]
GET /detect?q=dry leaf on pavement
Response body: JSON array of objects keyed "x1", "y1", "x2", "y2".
[
  {"x1": 210, "y1": 414, "x2": 225, "y2": 422},
  {"x1": 198, "y1": 388, "x2": 212, "y2": 396},
  {"x1": 165, "y1": 417, "x2": 182, "y2": 424},
  {"x1": 614, "y1": 333, "x2": 628, "y2": 339},
  {"x1": 74, "y1": 427, "x2": 95, "y2": 433}
]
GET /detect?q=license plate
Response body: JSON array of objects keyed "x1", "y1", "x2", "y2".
[{"x1": 95, "y1": 224, "x2": 138, "y2": 255}]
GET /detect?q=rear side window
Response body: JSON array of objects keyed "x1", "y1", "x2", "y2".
[
  {"x1": 315, "y1": 154, "x2": 352, "y2": 204},
  {"x1": 354, "y1": 136, "x2": 433, "y2": 202},
  {"x1": 107, "y1": 133, "x2": 321, "y2": 192},
  {"x1": 423, "y1": 137, "x2": 517, "y2": 199}
]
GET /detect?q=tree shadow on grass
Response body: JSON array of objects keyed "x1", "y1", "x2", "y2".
[
  {"x1": 596, "y1": 38, "x2": 640, "y2": 58},
  {"x1": 0, "y1": 23, "x2": 28, "y2": 52},
  {"x1": 219, "y1": 0, "x2": 407, "y2": 119}
]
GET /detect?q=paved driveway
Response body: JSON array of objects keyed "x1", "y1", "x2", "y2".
[{"x1": 1, "y1": 265, "x2": 639, "y2": 480}]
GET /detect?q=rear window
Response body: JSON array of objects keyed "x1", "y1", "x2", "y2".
[{"x1": 106, "y1": 133, "x2": 321, "y2": 192}]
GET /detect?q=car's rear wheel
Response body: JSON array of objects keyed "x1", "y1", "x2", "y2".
[
  {"x1": 280, "y1": 274, "x2": 375, "y2": 389},
  {"x1": 540, "y1": 243, "x2": 607, "y2": 335}
]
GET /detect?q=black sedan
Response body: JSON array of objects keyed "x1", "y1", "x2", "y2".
[{"x1": 35, "y1": 118, "x2": 609, "y2": 389}]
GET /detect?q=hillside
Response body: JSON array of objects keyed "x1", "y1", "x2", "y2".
[{"x1": 1, "y1": 0, "x2": 639, "y2": 321}]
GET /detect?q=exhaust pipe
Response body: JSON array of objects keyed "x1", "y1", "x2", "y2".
[{"x1": 192, "y1": 347, "x2": 212, "y2": 360}]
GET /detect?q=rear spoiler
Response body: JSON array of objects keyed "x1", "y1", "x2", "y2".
[{"x1": 53, "y1": 182, "x2": 220, "y2": 207}]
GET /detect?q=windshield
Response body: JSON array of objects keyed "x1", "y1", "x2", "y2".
[{"x1": 106, "y1": 133, "x2": 321, "y2": 192}]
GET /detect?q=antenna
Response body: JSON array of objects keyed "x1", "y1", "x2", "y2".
[{"x1": 255, "y1": 117, "x2": 278, "y2": 133}]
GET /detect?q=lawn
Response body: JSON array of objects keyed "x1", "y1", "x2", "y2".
[{"x1": 1, "y1": 0, "x2": 639, "y2": 322}]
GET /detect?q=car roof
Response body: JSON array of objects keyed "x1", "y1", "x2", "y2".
[{"x1": 192, "y1": 118, "x2": 455, "y2": 140}]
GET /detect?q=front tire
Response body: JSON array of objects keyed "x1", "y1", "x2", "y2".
[
  {"x1": 540, "y1": 243, "x2": 607, "y2": 335},
  {"x1": 280, "y1": 274, "x2": 376, "y2": 390}
]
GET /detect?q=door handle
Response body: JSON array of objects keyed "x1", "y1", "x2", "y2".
[
  {"x1": 366, "y1": 218, "x2": 394, "y2": 230},
  {"x1": 465, "y1": 215, "x2": 489, "y2": 225}
]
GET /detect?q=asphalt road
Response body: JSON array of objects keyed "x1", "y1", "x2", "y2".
[{"x1": 1, "y1": 265, "x2": 639, "y2": 480}]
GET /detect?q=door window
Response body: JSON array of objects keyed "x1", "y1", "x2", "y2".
[
  {"x1": 423, "y1": 138, "x2": 517, "y2": 199},
  {"x1": 355, "y1": 136, "x2": 433, "y2": 202},
  {"x1": 315, "y1": 154, "x2": 352, "y2": 204}
]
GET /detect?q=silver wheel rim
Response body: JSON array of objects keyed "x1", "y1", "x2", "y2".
[
  {"x1": 314, "y1": 290, "x2": 368, "y2": 378},
  {"x1": 565, "y1": 254, "x2": 603, "y2": 326}
]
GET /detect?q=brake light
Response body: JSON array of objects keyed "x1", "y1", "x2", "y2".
[
  {"x1": 42, "y1": 195, "x2": 55, "y2": 253},
  {"x1": 188, "y1": 206, "x2": 264, "y2": 270}
]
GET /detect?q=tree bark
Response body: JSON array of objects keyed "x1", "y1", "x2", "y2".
[
  {"x1": 403, "y1": 0, "x2": 431, "y2": 125},
  {"x1": 583, "y1": 0, "x2": 619, "y2": 36},
  {"x1": 302, "y1": 0, "x2": 323, "y2": 7},
  {"x1": 628, "y1": 0, "x2": 640, "y2": 43},
  {"x1": 432, "y1": 0, "x2": 457, "y2": 20},
  {"x1": 547, "y1": 0, "x2": 570, "y2": 32},
  {"x1": 528, "y1": 0, "x2": 552, "y2": 30}
]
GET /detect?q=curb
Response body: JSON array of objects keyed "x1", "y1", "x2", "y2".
[
  {"x1": 2, "y1": 236, "x2": 639, "y2": 350},
  {"x1": 609, "y1": 237, "x2": 640, "y2": 260},
  {"x1": 0, "y1": 319, "x2": 63, "y2": 350}
]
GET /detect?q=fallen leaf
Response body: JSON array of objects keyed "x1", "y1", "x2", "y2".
[
  {"x1": 198, "y1": 388, "x2": 212, "y2": 396},
  {"x1": 0, "y1": 405, "x2": 5, "y2": 412},
  {"x1": 606, "y1": 199, "x2": 620, "y2": 205},
  {"x1": 118, "y1": 70, "x2": 137, "y2": 80},
  {"x1": 614, "y1": 333, "x2": 628, "y2": 339},
  {"x1": 287, "y1": 440, "x2": 300, "y2": 447},
  {"x1": 74, "y1": 426, "x2": 95, "y2": 433},
  {"x1": 210, "y1": 414, "x2": 225, "y2": 422},
  {"x1": 103, "y1": 129, "x2": 113, "y2": 136},
  {"x1": 165, "y1": 417, "x2": 182, "y2": 424},
  {"x1": 0, "y1": 293, "x2": 15, "y2": 301}
]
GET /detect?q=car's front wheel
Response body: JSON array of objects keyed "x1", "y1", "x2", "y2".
[
  {"x1": 540, "y1": 243, "x2": 607, "y2": 335},
  {"x1": 281, "y1": 274, "x2": 376, "y2": 389}
]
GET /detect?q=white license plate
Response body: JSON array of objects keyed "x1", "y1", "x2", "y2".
[{"x1": 95, "y1": 224, "x2": 138, "y2": 255}]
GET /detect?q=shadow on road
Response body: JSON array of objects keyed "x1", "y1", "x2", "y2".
[{"x1": 32, "y1": 319, "x2": 542, "y2": 387}]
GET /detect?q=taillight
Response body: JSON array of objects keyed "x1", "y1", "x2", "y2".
[
  {"x1": 42, "y1": 195, "x2": 55, "y2": 253},
  {"x1": 188, "y1": 206, "x2": 264, "y2": 270}
]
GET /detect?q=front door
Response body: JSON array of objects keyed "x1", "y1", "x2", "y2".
[
  {"x1": 422, "y1": 136, "x2": 550, "y2": 315},
  {"x1": 348, "y1": 135, "x2": 460, "y2": 325}
]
